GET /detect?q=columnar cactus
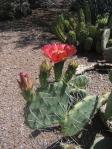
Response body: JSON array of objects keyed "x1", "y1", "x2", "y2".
[
  {"x1": 52, "y1": 2, "x2": 110, "y2": 54},
  {"x1": 67, "y1": 31, "x2": 77, "y2": 45},
  {"x1": 84, "y1": 37, "x2": 93, "y2": 51}
]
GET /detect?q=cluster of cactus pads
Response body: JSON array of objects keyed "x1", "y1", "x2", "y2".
[
  {"x1": 18, "y1": 62, "x2": 112, "y2": 138},
  {"x1": 52, "y1": 1, "x2": 112, "y2": 54},
  {"x1": 22, "y1": 59, "x2": 97, "y2": 136}
]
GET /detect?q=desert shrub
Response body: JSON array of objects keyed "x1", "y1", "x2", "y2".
[
  {"x1": 0, "y1": 0, "x2": 32, "y2": 21},
  {"x1": 0, "y1": 0, "x2": 14, "y2": 20},
  {"x1": 69, "y1": 0, "x2": 112, "y2": 25}
]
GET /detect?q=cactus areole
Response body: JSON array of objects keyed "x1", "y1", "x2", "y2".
[{"x1": 42, "y1": 43, "x2": 77, "y2": 63}]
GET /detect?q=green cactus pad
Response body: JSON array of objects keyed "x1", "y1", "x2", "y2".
[
  {"x1": 61, "y1": 95, "x2": 98, "y2": 136},
  {"x1": 69, "y1": 75, "x2": 89, "y2": 89},
  {"x1": 24, "y1": 81, "x2": 70, "y2": 129},
  {"x1": 67, "y1": 88, "x2": 88, "y2": 111},
  {"x1": 100, "y1": 92, "x2": 112, "y2": 132}
]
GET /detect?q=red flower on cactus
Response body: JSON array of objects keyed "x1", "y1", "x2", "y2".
[
  {"x1": 17, "y1": 73, "x2": 33, "y2": 91},
  {"x1": 42, "y1": 43, "x2": 77, "y2": 63}
]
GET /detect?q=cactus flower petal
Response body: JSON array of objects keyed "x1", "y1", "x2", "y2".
[
  {"x1": 42, "y1": 43, "x2": 77, "y2": 63},
  {"x1": 17, "y1": 73, "x2": 33, "y2": 91}
]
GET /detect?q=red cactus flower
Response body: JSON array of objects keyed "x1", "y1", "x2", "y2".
[
  {"x1": 42, "y1": 43, "x2": 77, "y2": 63},
  {"x1": 17, "y1": 73, "x2": 33, "y2": 91}
]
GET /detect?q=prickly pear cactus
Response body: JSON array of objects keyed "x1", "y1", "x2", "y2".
[
  {"x1": 70, "y1": 75, "x2": 89, "y2": 89},
  {"x1": 24, "y1": 81, "x2": 70, "y2": 129},
  {"x1": 61, "y1": 95, "x2": 98, "y2": 136},
  {"x1": 99, "y1": 70, "x2": 112, "y2": 132},
  {"x1": 24, "y1": 74, "x2": 89, "y2": 130}
]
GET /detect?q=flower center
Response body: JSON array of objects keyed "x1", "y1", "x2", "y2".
[{"x1": 53, "y1": 50, "x2": 64, "y2": 54}]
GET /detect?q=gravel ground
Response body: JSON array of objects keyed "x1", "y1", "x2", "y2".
[{"x1": 0, "y1": 9, "x2": 112, "y2": 149}]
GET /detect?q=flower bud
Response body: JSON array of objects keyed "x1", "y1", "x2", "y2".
[
  {"x1": 39, "y1": 60, "x2": 52, "y2": 88},
  {"x1": 40, "y1": 60, "x2": 52, "y2": 73},
  {"x1": 68, "y1": 60, "x2": 78, "y2": 69},
  {"x1": 63, "y1": 60, "x2": 78, "y2": 83},
  {"x1": 17, "y1": 73, "x2": 33, "y2": 91}
]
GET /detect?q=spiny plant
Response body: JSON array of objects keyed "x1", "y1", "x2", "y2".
[
  {"x1": 99, "y1": 69, "x2": 112, "y2": 132},
  {"x1": 18, "y1": 43, "x2": 91, "y2": 133},
  {"x1": 0, "y1": 0, "x2": 31, "y2": 20},
  {"x1": 18, "y1": 43, "x2": 111, "y2": 139},
  {"x1": 52, "y1": 0, "x2": 111, "y2": 54}
]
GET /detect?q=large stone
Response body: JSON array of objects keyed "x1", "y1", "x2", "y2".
[{"x1": 102, "y1": 28, "x2": 112, "y2": 63}]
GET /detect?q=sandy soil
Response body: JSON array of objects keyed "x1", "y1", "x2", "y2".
[{"x1": 0, "y1": 9, "x2": 112, "y2": 149}]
